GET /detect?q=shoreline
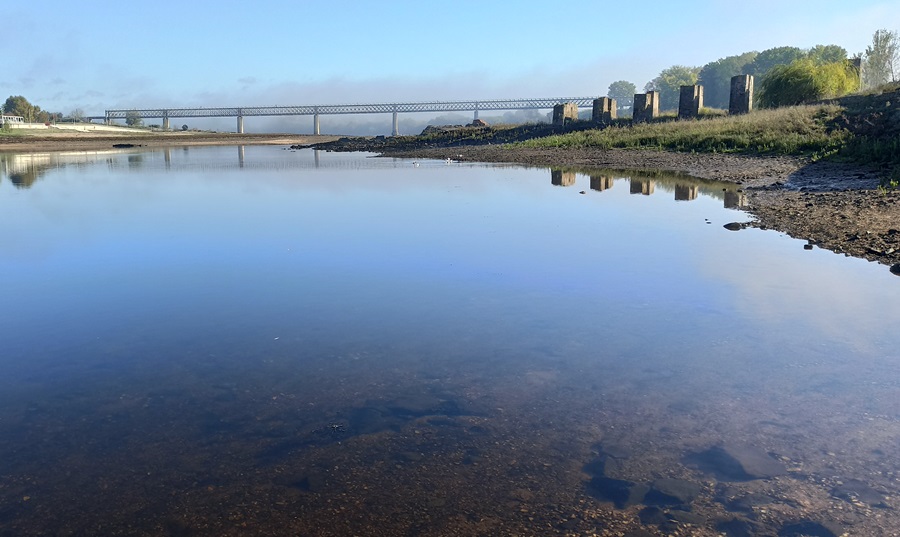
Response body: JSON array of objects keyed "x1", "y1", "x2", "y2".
[{"x1": 2, "y1": 133, "x2": 897, "y2": 271}]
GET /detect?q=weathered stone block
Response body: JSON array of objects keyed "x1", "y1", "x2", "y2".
[
  {"x1": 729, "y1": 75, "x2": 754, "y2": 115},
  {"x1": 552, "y1": 102, "x2": 579, "y2": 125},
  {"x1": 632, "y1": 92, "x2": 659, "y2": 123},
  {"x1": 592, "y1": 97, "x2": 617, "y2": 123},
  {"x1": 678, "y1": 85, "x2": 703, "y2": 119}
]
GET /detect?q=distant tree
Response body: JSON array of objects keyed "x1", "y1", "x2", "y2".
[
  {"x1": 125, "y1": 110, "x2": 143, "y2": 127},
  {"x1": 758, "y1": 58, "x2": 859, "y2": 108},
  {"x1": 181, "y1": 124, "x2": 189, "y2": 131},
  {"x1": 808, "y1": 44, "x2": 848, "y2": 65},
  {"x1": 69, "y1": 108, "x2": 85, "y2": 122},
  {"x1": 644, "y1": 65, "x2": 701, "y2": 111},
  {"x1": 747, "y1": 46, "x2": 807, "y2": 79},
  {"x1": 607, "y1": 80, "x2": 636, "y2": 112},
  {"x1": 3, "y1": 95, "x2": 36, "y2": 122},
  {"x1": 864, "y1": 29, "x2": 899, "y2": 87},
  {"x1": 698, "y1": 51, "x2": 758, "y2": 109}
]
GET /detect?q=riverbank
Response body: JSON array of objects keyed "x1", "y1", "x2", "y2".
[{"x1": 0, "y1": 130, "x2": 340, "y2": 152}]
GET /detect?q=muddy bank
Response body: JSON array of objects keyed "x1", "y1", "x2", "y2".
[{"x1": 377, "y1": 145, "x2": 900, "y2": 269}]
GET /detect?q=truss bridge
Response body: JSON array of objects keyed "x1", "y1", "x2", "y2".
[{"x1": 104, "y1": 97, "x2": 597, "y2": 135}]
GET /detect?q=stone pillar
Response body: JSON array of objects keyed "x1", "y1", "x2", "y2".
[
  {"x1": 551, "y1": 170, "x2": 576, "y2": 186},
  {"x1": 632, "y1": 92, "x2": 659, "y2": 123},
  {"x1": 678, "y1": 85, "x2": 703, "y2": 119},
  {"x1": 552, "y1": 103, "x2": 579, "y2": 125},
  {"x1": 592, "y1": 97, "x2": 617, "y2": 123},
  {"x1": 237, "y1": 115, "x2": 244, "y2": 134},
  {"x1": 729, "y1": 75, "x2": 754, "y2": 115},
  {"x1": 162, "y1": 115, "x2": 170, "y2": 130},
  {"x1": 392, "y1": 110, "x2": 399, "y2": 136},
  {"x1": 314, "y1": 113, "x2": 320, "y2": 135}
]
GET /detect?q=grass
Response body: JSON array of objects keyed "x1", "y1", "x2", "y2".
[{"x1": 517, "y1": 104, "x2": 850, "y2": 156}]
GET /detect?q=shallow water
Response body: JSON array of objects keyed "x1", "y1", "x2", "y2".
[{"x1": 1, "y1": 146, "x2": 899, "y2": 536}]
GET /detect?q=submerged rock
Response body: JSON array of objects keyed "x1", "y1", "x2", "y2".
[
  {"x1": 685, "y1": 443, "x2": 786, "y2": 481},
  {"x1": 778, "y1": 520, "x2": 841, "y2": 537},
  {"x1": 586, "y1": 476, "x2": 649, "y2": 508},
  {"x1": 645, "y1": 478, "x2": 702, "y2": 506}
]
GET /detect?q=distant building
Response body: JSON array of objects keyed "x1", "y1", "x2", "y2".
[{"x1": 1, "y1": 115, "x2": 25, "y2": 124}]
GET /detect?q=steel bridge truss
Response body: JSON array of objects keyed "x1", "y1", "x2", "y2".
[{"x1": 104, "y1": 97, "x2": 597, "y2": 135}]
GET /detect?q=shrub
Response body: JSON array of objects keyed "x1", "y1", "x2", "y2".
[{"x1": 759, "y1": 59, "x2": 860, "y2": 108}]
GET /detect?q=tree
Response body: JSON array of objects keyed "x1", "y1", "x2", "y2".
[
  {"x1": 747, "y1": 46, "x2": 807, "y2": 79},
  {"x1": 698, "y1": 52, "x2": 758, "y2": 109},
  {"x1": 3, "y1": 95, "x2": 36, "y2": 122},
  {"x1": 808, "y1": 44, "x2": 847, "y2": 65},
  {"x1": 864, "y1": 28, "x2": 899, "y2": 88},
  {"x1": 69, "y1": 108, "x2": 85, "y2": 122},
  {"x1": 644, "y1": 65, "x2": 701, "y2": 111},
  {"x1": 181, "y1": 124, "x2": 189, "y2": 131},
  {"x1": 125, "y1": 110, "x2": 143, "y2": 127},
  {"x1": 758, "y1": 58, "x2": 859, "y2": 108},
  {"x1": 607, "y1": 80, "x2": 636, "y2": 113}
]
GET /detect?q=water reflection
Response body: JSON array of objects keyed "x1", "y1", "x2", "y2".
[
  {"x1": 1, "y1": 147, "x2": 899, "y2": 535},
  {"x1": 589, "y1": 175, "x2": 614, "y2": 191},
  {"x1": 630, "y1": 178, "x2": 655, "y2": 195},
  {"x1": 550, "y1": 169, "x2": 576, "y2": 186}
]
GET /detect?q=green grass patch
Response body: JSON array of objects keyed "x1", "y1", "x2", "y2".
[{"x1": 518, "y1": 104, "x2": 850, "y2": 156}]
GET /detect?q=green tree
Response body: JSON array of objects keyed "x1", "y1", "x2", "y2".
[
  {"x1": 758, "y1": 58, "x2": 859, "y2": 108},
  {"x1": 125, "y1": 110, "x2": 143, "y2": 127},
  {"x1": 864, "y1": 28, "x2": 899, "y2": 88},
  {"x1": 747, "y1": 46, "x2": 807, "y2": 79},
  {"x1": 808, "y1": 44, "x2": 847, "y2": 65},
  {"x1": 698, "y1": 51, "x2": 758, "y2": 109},
  {"x1": 644, "y1": 65, "x2": 701, "y2": 111},
  {"x1": 607, "y1": 80, "x2": 636, "y2": 113},
  {"x1": 3, "y1": 95, "x2": 36, "y2": 122}
]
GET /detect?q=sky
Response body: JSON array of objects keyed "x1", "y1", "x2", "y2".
[{"x1": 3, "y1": 0, "x2": 898, "y2": 132}]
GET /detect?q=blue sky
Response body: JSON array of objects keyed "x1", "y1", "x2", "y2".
[{"x1": 3, "y1": 0, "x2": 898, "y2": 119}]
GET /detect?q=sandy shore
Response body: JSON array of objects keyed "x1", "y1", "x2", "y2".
[
  {"x1": 3, "y1": 132, "x2": 897, "y2": 271},
  {"x1": 0, "y1": 131, "x2": 340, "y2": 152}
]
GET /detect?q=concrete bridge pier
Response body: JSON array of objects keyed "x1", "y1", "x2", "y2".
[
  {"x1": 392, "y1": 108, "x2": 400, "y2": 136},
  {"x1": 237, "y1": 115, "x2": 244, "y2": 134},
  {"x1": 314, "y1": 113, "x2": 320, "y2": 135},
  {"x1": 162, "y1": 114, "x2": 170, "y2": 130},
  {"x1": 474, "y1": 102, "x2": 480, "y2": 120}
]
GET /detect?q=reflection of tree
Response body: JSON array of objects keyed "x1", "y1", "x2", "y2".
[{"x1": 8, "y1": 170, "x2": 40, "y2": 189}]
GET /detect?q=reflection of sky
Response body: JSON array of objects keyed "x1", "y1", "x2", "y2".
[{"x1": 1, "y1": 146, "x2": 898, "y2": 392}]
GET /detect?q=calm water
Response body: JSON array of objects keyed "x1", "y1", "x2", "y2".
[{"x1": 1, "y1": 146, "x2": 899, "y2": 536}]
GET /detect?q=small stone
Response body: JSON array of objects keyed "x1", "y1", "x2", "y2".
[
  {"x1": 890, "y1": 264, "x2": 900, "y2": 276},
  {"x1": 724, "y1": 222, "x2": 743, "y2": 231}
]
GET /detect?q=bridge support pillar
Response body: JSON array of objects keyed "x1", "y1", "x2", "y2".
[
  {"x1": 392, "y1": 111, "x2": 399, "y2": 136},
  {"x1": 633, "y1": 92, "x2": 659, "y2": 123},
  {"x1": 729, "y1": 75, "x2": 754, "y2": 115},
  {"x1": 237, "y1": 115, "x2": 244, "y2": 134},
  {"x1": 678, "y1": 85, "x2": 703, "y2": 119},
  {"x1": 163, "y1": 117, "x2": 170, "y2": 130},
  {"x1": 314, "y1": 113, "x2": 320, "y2": 135}
]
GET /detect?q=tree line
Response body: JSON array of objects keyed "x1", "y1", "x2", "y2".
[{"x1": 606, "y1": 29, "x2": 899, "y2": 113}]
